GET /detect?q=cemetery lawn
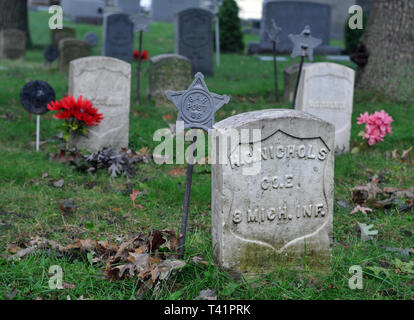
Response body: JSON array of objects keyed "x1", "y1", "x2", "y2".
[{"x1": 0, "y1": 11, "x2": 413, "y2": 300}]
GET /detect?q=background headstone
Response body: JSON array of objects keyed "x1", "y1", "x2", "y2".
[
  {"x1": 61, "y1": 0, "x2": 105, "y2": 24},
  {"x1": 283, "y1": 63, "x2": 309, "y2": 103},
  {"x1": 44, "y1": 45, "x2": 59, "y2": 64},
  {"x1": 296, "y1": 62, "x2": 355, "y2": 154},
  {"x1": 0, "y1": 29, "x2": 26, "y2": 60},
  {"x1": 59, "y1": 39, "x2": 92, "y2": 73},
  {"x1": 51, "y1": 26, "x2": 76, "y2": 46},
  {"x1": 151, "y1": 0, "x2": 200, "y2": 22},
  {"x1": 248, "y1": 1, "x2": 342, "y2": 54},
  {"x1": 148, "y1": 54, "x2": 193, "y2": 107},
  {"x1": 68, "y1": 56, "x2": 131, "y2": 152},
  {"x1": 175, "y1": 8, "x2": 214, "y2": 76},
  {"x1": 102, "y1": 12, "x2": 134, "y2": 62},
  {"x1": 212, "y1": 109, "x2": 334, "y2": 276},
  {"x1": 115, "y1": 0, "x2": 142, "y2": 15}
]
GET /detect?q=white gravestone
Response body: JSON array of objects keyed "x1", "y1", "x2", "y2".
[
  {"x1": 211, "y1": 109, "x2": 334, "y2": 276},
  {"x1": 296, "y1": 62, "x2": 355, "y2": 154},
  {"x1": 68, "y1": 56, "x2": 131, "y2": 152}
]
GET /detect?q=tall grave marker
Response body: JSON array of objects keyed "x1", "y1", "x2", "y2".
[
  {"x1": 212, "y1": 109, "x2": 335, "y2": 275},
  {"x1": 166, "y1": 72, "x2": 230, "y2": 258},
  {"x1": 129, "y1": 14, "x2": 151, "y2": 104},
  {"x1": 175, "y1": 8, "x2": 214, "y2": 77},
  {"x1": 102, "y1": 12, "x2": 134, "y2": 62}
]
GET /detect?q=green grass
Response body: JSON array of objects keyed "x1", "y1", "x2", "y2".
[{"x1": 0, "y1": 11, "x2": 413, "y2": 300}]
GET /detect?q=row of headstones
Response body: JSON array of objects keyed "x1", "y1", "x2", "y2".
[
  {"x1": 65, "y1": 55, "x2": 339, "y2": 276},
  {"x1": 46, "y1": 8, "x2": 215, "y2": 76}
]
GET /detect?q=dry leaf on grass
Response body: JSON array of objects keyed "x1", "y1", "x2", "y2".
[{"x1": 350, "y1": 205, "x2": 373, "y2": 215}]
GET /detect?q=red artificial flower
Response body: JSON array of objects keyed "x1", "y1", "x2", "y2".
[
  {"x1": 47, "y1": 95, "x2": 103, "y2": 126},
  {"x1": 133, "y1": 50, "x2": 139, "y2": 60},
  {"x1": 140, "y1": 50, "x2": 149, "y2": 61},
  {"x1": 133, "y1": 50, "x2": 149, "y2": 61}
]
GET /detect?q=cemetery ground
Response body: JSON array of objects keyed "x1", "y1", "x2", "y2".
[{"x1": 0, "y1": 11, "x2": 413, "y2": 300}]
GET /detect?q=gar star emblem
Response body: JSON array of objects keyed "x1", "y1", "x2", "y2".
[
  {"x1": 266, "y1": 19, "x2": 282, "y2": 43},
  {"x1": 165, "y1": 72, "x2": 230, "y2": 131},
  {"x1": 288, "y1": 25, "x2": 322, "y2": 61},
  {"x1": 129, "y1": 13, "x2": 151, "y2": 33}
]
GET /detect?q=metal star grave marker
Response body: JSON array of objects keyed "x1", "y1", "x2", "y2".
[
  {"x1": 165, "y1": 72, "x2": 230, "y2": 258},
  {"x1": 166, "y1": 72, "x2": 230, "y2": 132},
  {"x1": 129, "y1": 14, "x2": 151, "y2": 104},
  {"x1": 20, "y1": 80, "x2": 56, "y2": 152},
  {"x1": 266, "y1": 19, "x2": 282, "y2": 102},
  {"x1": 288, "y1": 25, "x2": 322, "y2": 109},
  {"x1": 44, "y1": 45, "x2": 59, "y2": 66}
]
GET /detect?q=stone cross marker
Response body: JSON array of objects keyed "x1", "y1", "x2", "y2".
[
  {"x1": 59, "y1": 39, "x2": 92, "y2": 73},
  {"x1": 68, "y1": 56, "x2": 131, "y2": 152},
  {"x1": 102, "y1": 12, "x2": 134, "y2": 62},
  {"x1": 0, "y1": 29, "x2": 26, "y2": 60},
  {"x1": 295, "y1": 62, "x2": 355, "y2": 154},
  {"x1": 175, "y1": 8, "x2": 214, "y2": 77},
  {"x1": 211, "y1": 109, "x2": 334, "y2": 276},
  {"x1": 148, "y1": 54, "x2": 192, "y2": 107},
  {"x1": 166, "y1": 72, "x2": 230, "y2": 131}
]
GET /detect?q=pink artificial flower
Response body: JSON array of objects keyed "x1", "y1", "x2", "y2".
[{"x1": 357, "y1": 110, "x2": 393, "y2": 146}]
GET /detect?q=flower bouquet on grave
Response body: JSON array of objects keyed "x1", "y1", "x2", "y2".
[
  {"x1": 47, "y1": 95, "x2": 103, "y2": 143},
  {"x1": 352, "y1": 110, "x2": 393, "y2": 153}
]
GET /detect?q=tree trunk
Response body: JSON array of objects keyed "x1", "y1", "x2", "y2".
[
  {"x1": 0, "y1": 0, "x2": 32, "y2": 48},
  {"x1": 357, "y1": 0, "x2": 414, "y2": 102}
]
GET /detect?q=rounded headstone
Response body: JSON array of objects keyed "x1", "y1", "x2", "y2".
[
  {"x1": 20, "y1": 80, "x2": 56, "y2": 115},
  {"x1": 44, "y1": 45, "x2": 59, "y2": 63},
  {"x1": 84, "y1": 32, "x2": 99, "y2": 47}
]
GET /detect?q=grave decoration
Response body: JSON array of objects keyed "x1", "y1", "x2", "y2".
[
  {"x1": 20, "y1": 81, "x2": 56, "y2": 152},
  {"x1": 129, "y1": 13, "x2": 151, "y2": 104},
  {"x1": 165, "y1": 72, "x2": 230, "y2": 258},
  {"x1": 288, "y1": 25, "x2": 321, "y2": 109},
  {"x1": 266, "y1": 19, "x2": 282, "y2": 102},
  {"x1": 84, "y1": 32, "x2": 99, "y2": 47},
  {"x1": 47, "y1": 95, "x2": 104, "y2": 143},
  {"x1": 44, "y1": 45, "x2": 59, "y2": 67}
]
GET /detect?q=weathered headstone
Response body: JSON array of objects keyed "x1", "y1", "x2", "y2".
[
  {"x1": 151, "y1": 0, "x2": 200, "y2": 22},
  {"x1": 61, "y1": 0, "x2": 105, "y2": 24},
  {"x1": 296, "y1": 62, "x2": 355, "y2": 154},
  {"x1": 44, "y1": 45, "x2": 59, "y2": 65},
  {"x1": 248, "y1": 1, "x2": 342, "y2": 54},
  {"x1": 148, "y1": 54, "x2": 192, "y2": 107},
  {"x1": 51, "y1": 26, "x2": 76, "y2": 46},
  {"x1": 0, "y1": 29, "x2": 26, "y2": 60},
  {"x1": 175, "y1": 8, "x2": 214, "y2": 76},
  {"x1": 59, "y1": 39, "x2": 92, "y2": 73},
  {"x1": 283, "y1": 63, "x2": 309, "y2": 103},
  {"x1": 211, "y1": 109, "x2": 334, "y2": 276},
  {"x1": 102, "y1": 12, "x2": 134, "y2": 62},
  {"x1": 68, "y1": 56, "x2": 131, "y2": 152}
]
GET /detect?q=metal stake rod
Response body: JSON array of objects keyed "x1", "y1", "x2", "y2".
[
  {"x1": 178, "y1": 135, "x2": 197, "y2": 259},
  {"x1": 36, "y1": 115, "x2": 40, "y2": 152},
  {"x1": 215, "y1": 17, "x2": 220, "y2": 66},
  {"x1": 291, "y1": 55, "x2": 304, "y2": 109},
  {"x1": 272, "y1": 41, "x2": 279, "y2": 102},
  {"x1": 136, "y1": 30, "x2": 143, "y2": 104}
]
